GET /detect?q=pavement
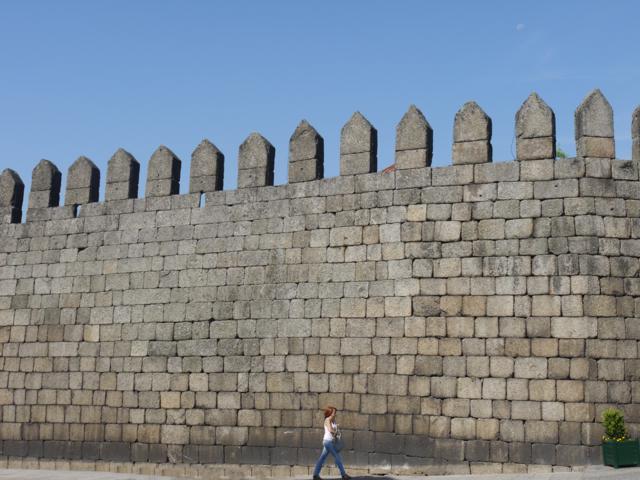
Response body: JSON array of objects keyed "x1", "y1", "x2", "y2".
[{"x1": 1, "y1": 465, "x2": 640, "y2": 480}]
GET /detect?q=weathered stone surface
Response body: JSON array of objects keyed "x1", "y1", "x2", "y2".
[
  {"x1": 0, "y1": 169, "x2": 24, "y2": 208},
  {"x1": 29, "y1": 159, "x2": 61, "y2": 208},
  {"x1": 395, "y1": 105, "x2": 433, "y2": 168},
  {"x1": 106, "y1": 148, "x2": 140, "y2": 201},
  {"x1": 576, "y1": 89, "x2": 614, "y2": 138},
  {"x1": 4, "y1": 97, "x2": 640, "y2": 473},
  {"x1": 575, "y1": 89, "x2": 614, "y2": 158},
  {"x1": 0, "y1": 169, "x2": 24, "y2": 223},
  {"x1": 340, "y1": 112, "x2": 377, "y2": 174},
  {"x1": 146, "y1": 146, "x2": 181, "y2": 197},
  {"x1": 289, "y1": 120, "x2": 323, "y2": 182},
  {"x1": 452, "y1": 141, "x2": 492, "y2": 165},
  {"x1": 452, "y1": 102, "x2": 492, "y2": 164},
  {"x1": 238, "y1": 133, "x2": 275, "y2": 188},
  {"x1": 65, "y1": 156, "x2": 100, "y2": 205},
  {"x1": 190, "y1": 139, "x2": 224, "y2": 193},
  {"x1": 454, "y1": 101, "x2": 491, "y2": 142},
  {"x1": 516, "y1": 93, "x2": 555, "y2": 161}
]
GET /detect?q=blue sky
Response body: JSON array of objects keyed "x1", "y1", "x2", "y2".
[{"x1": 0, "y1": 1, "x2": 639, "y2": 201}]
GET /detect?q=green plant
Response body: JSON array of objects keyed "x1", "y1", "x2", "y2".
[
  {"x1": 556, "y1": 145, "x2": 567, "y2": 159},
  {"x1": 602, "y1": 408, "x2": 628, "y2": 442}
]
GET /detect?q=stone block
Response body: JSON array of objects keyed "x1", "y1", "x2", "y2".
[
  {"x1": 577, "y1": 137, "x2": 615, "y2": 159},
  {"x1": 452, "y1": 141, "x2": 492, "y2": 165},
  {"x1": 555, "y1": 444, "x2": 590, "y2": 466},
  {"x1": 586, "y1": 157, "x2": 613, "y2": 178},
  {"x1": 598, "y1": 359, "x2": 624, "y2": 380},
  {"x1": 508, "y1": 441, "x2": 531, "y2": 463},
  {"x1": 431, "y1": 165, "x2": 473, "y2": 187},
  {"x1": 43, "y1": 440, "x2": 68, "y2": 459},
  {"x1": 521, "y1": 159, "x2": 554, "y2": 181},
  {"x1": 451, "y1": 417, "x2": 476, "y2": 439},
  {"x1": 457, "y1": 378, "x2": 482, "y2": 399},
  {"x1": 554, "y1": 158, "x2": 585, "y2": 179},
  {"x1": 339, "y1": 152, "x2": 375, "y2": 176},
  {"x1": 482, "y1": 378, "x2": 506, "y2": 399},
  {"x1": 414, "y1": 355, "x2": 442, "y2": 376},
  {"x1": 517, "y1": 137, "x2": 554, "y2": 161},
  {"x1": 529, "y1": 443, "x2": 555, "y2": 464},
  {"x1": 499, "y1": 182, "x2": 533, "y2": 201},
  {"x1": 514, "y1": 357, "x2": 547, "y2": 379},
  {"x1": 490, "y1": 440, "x2": 509, "y2": 462},
  {"x1": 431, "y1": 376, "x2": 457, "y2": 398},
  {"x1": 505, "y1": 218, "x2": 533, "y2": 238},
  {"x1": 531, "y1": 295, "x2": 561, "y2": 316},
  {"x1": 3, "y1": 440, "x2": 28, "y2": 457},
  {"x1": 583, "y1": 295, "x2": 617, "y2": 316},
  {"x1": 384, "y1": 297, "x2": 411, "y2": 317},
  {"x1": 464, "y1": 439, "x2": 490, "y2": 462},
  {"x1": 489, "y1": 357, "x2": 513, "y2": 378},
  {"x1": 105, "y1": 149, "x2": 139, "y2": 201},
  {"x1": 433, "y1": 438, "x2": 464, "y2": 461},
  {"x1": 557, "y1": 380, "x2": 584, "y2": 402},
  {"x1": 477, "y1": 419, "x2": 500, "y2": 440},
  {"x1": 475, "y1": 161, "x2": 519, "y2": 182},
  {"x1": 288, "y1": 157, "x2": 319, "y2": 185},
  {"x1": 486, "y1": 296, "x2": 513, "y2": 316},
  {"x1": 516, "y1": 93, "x2": 555, "y2": 161},
  {"x1": 367, "y1": 374, "x2": 408, "y2": 396},
  {"x1": 340, "y1": 112, "x2": 377, "y2": 174},
  {"x1": 65, "y1": 156, "x2": 100, "y2": 206},
  {"x1": 464, "y1": 183, "x2": 496, "y2": 202},
  {"x1": 29, "y1": 159, "x2": 62, "y2": 208},
  {"x1": 145, "y1": 145, "x2": 181, "y2": 197},
  {"x1": 454, "y1": 101, "x2": 491, "y2": 142},
  {"x1": 478, "y1": 219, "x2": 505, "y2": 240},
  {"x1": 190, "y1": 139, "x2": 224, "y2": 193},
  {"x1": 434, "y1": 221, "x2": 461, "y2": 242},
  {"x1": 395, "y1": 149, "x2": 429, "y2": 170},
  {"x1": 101, "y1": 442, "x2": 131, "y2": 462},
  {"x1": 0, "y1": 169, "x2": 24, "y2": 223},
  {"x1": 395, "y1": 105, "x2": 433, "y2": 168},
  {"x1": 531, "y1": 338, "x2": 558, "y2": 357},
  {"x1": 534, "y1": 179, "x2": 579, "y2": 199},
  {"x1": 500, "y1": 420, "x2": 525, "y2": 442},
  {"x1": 580, "y1": 177, "x2": 616, "y2": 197},
  {"x1": 288, "y1": 121, "x2": 323, "y2": 183},
  {"x1": 553, "y1": 320, "x2": 593, "y2": 346},
  {"x1": 237, "y1": 133, "x2": 275, "y2": 187},
  {"x1": 575, "y1": 89, "x2": 614, "y2": 158},
  {"x1": 148, "y1": 444, "x2": 168, "y2": 463},
  {"x1": 161, "y1": 425, "x2": 189, "y2": 445}
]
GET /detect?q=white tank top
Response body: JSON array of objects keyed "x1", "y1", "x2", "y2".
[{"x1": 323, "y1": 420, "x2": 336, "y2": 442}]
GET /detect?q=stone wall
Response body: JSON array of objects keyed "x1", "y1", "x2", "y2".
[{"x1": 0, "y1": 90, "x2": 639, "y2": 473}]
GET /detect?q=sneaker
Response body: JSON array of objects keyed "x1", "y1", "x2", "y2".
[
  {"x1": 342, "y1": 475, "x2": 351, "y2": 480},
  {"x1": 313, "y1": 476, "x2": 322, "y2": 480}
]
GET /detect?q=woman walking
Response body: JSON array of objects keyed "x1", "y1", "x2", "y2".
[{"x1": 312, "y1": 406, "x2": 350, "y2": 480}]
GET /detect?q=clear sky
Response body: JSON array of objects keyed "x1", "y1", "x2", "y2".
[{"x1": 0, "y1": 1, "x2": 639, "y2": 202}]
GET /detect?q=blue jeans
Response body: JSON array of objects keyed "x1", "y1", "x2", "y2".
[{"x1": 313, "y1": 439, "x2": 346, "y2": 477}]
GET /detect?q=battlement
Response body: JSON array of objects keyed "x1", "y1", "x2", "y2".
[{"x1": 2, "y1": 90, "x2": 638, "y2": 227}]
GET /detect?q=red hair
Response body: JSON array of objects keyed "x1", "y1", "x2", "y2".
[{"x1": 323, "y1": 406, "x2": 336, "y2": 418}]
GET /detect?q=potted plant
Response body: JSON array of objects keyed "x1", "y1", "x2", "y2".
[{"x1": 601, "y1": 408, "x2": 640, "y2": 468}]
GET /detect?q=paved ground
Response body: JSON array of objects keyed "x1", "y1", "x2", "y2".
[
  {"x1": 0, "y1": 471, "x2": 170, "y2": 480},
  {"x1": 2, "y1": 465, "x2": 640, "y2": 480}
]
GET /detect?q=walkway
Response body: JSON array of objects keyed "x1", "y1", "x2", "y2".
[{"x1": 1, "y1": 464, "x2": 640, "y2": 480}]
